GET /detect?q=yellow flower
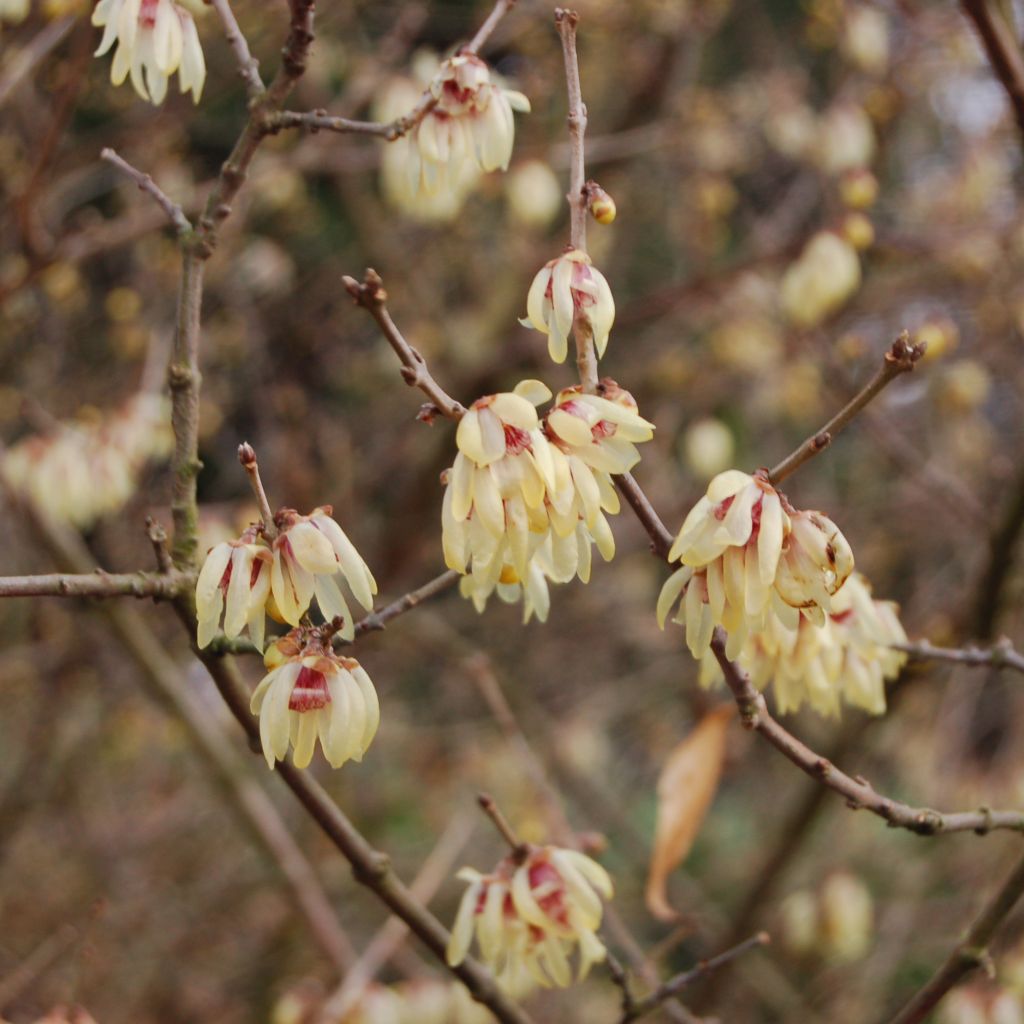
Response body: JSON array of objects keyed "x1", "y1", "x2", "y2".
[
  {"x1": 271, "y1": 507, "x2": 377, "y2": 637},
  {"x1": 522, "y1": 250, "x2": 615, "y2": 364},
  {"x1": 92, "y1": 0, "x2": 206, "y2": 105},
  {"x1": 774, "y1": 510, "x2": 855, "y2": 624},
  {"x1": 195, "y1": 527, "x2": 272, "y2": 650},
  {"x1": 250, "y1": 638, "x2": 379, "y2": 770},
  {"x1": 446, "y1": 845, "x2": 613, "y2": 989}
]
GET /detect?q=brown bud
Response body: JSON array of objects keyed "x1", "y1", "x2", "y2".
[{"x1": 237, "y1": 442, "x2": 257, "y2": 467}]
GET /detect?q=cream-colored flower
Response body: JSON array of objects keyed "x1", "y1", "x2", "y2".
[
  {"x1": 442, "y1": 381, "x2": 556, "y2": 582},
  {"x1": 522, "y1": 250, "x2": 615, "y2": 364},
  {"x1": 0, "y1": 0, "x2": 28, "y2": 24},
  {"x1": 660, "y1": 470, "x2": 791, "y2": 657},
  {"x1": 271, "y1": 507, "x2": 377, "y2": 637},
  {"x1": 250, "y1": 638, "x2": 379, "y2": 770},
  {"x1": 195, "y1": 527, "x2": 272, "y2": 650},
  {"x1": 92, "y1": 0, "x2": 206, "y2": 105},
  {"x1": 446, "y1": 845, "x2": 613, "y2": 989},
  {"x1": 780, "y1": 231, "x2": 861, "y2": 328},
  {"x1": 405, "y1": 54, "x2": 529, "y2": 199},
  {"x1": 459, "y1": 555, "x2": 552, "y2": 624},
  {"x1": 774, "y1": 509, "x2": 855, "y2": 623}
]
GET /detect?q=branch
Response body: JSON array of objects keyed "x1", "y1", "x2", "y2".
[
  {"x1": 0, "y1": 570, "x2": 192, "y2": 600},
  {"x1": 343, "y1": 270, "x2": 467, "y2": 422},
  {"x1": 883, "y1": 848, "x2": 1024, "y2": 1024},
  {"x1": 767, "y1": 332, "x2": 925, "y2": 486},
  {"x1": 192, "y1": 652, "x2": 535, "y2": 1024},
  {"x1": 971, "y1": 458, "x2": 1024, "y2": 640},
  {"x1": 898, "y1": 638, "x2": 1024, "y2": 676},
  {"x1": 614, "y1": 471, "x2": 675, "y2": 560},
  {"x1": 619, "y1": 933, "x2": 770, "y2": 1023},
  {"x1": 960, "y1": 0, "x2": 1024, "y2": 150},
  {"x1": 209, "y1": 0, "x2": 264, "y2": 100},
  {"x1": 710, "y1": 629, "x2": 1024, "y2": 836},
  {"x1": 238, "y1": 442, "x2": 277, "y2": 538},
  {"x1": 100, "y1": 147, "x2": 192, "y2": 236}
]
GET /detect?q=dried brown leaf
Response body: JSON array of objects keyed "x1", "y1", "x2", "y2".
[{"x1": 645, "y1": 703, "x2": 735, "y2": 922}]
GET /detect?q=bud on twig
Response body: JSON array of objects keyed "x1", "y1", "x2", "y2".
[{"x1": 584, "y1": 180, "x2": 616, "y2": 224}]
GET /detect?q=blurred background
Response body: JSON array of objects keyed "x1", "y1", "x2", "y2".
[{"x1": 3, "y1": 0, "x2": 1024, "y2": 1021}]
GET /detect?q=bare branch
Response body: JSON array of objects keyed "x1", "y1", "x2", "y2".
[
  {"x1": 209, "y1": 0, "x2": 264, "y2": 99},
  {"x1": 710, "y1": 629, "x2": 1024, "y2": 836},
  {"x1": 465, "y1": 0, "x2": 517, "y2": 55},
  {"x1": 767, "y1": 332, "x2": 926, "y2": 486},
  {"x1": 146, "y1": 517, "x2": 175, "y2": 574},
  {"x1": 238, "y1": 442, "x2": 277, "y2": 539},
  {"x1": 100, "y1": 147, "x2": 192, "y2": 236},
  {"x1": 619, "y1": 932, "x2": 770, "y2": 1023},
  {"x1": 343, "y1": 270, "x2": 467, "y2": 421},
  {"x1": 884, "y1": 849, "x2": 1024, "y2": 1024},
  {"x1": 614, "y1": 471, "x2": 675, "y2": 560},
  {"x1": 0, "y1": 570, "x2": 192, "y2": 600},
  {"x1": 898, "y1": 638, "x2": 1024, "y2": 676},
  {"x1": 477, "y1": 792, "x2": 529, "y2": 858}
]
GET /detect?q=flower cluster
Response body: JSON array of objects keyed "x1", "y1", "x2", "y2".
[
  {"x1": 446, "y1": 845, "x2": 613, "y2": 989},
  {"x1": 443, "y1": 379, "x2": 654, "y2": 621},
  {"x1": 522, "y1": 249, "x2": 615, "y2": 364},
  {"x1": 92, "y1": 0, "x2": 206, "y2": 105},
  {"x1": 402, "y1": 53, "x2": 529, "y2": 202},
  {"x1": 196, "y1": 505, "x2": 376, "y2": 650},
  {"x1": 1, "y1": 393, "x2": 173, "y2": 530},
  {"x1": 251, "y1": 632, "x2": 379, "y2": 770},
  {"x1": 658, "y1": 469, "x2": 854, "y2": 661}
]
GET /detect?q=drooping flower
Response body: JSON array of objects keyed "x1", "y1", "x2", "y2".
[
  {"x1": 446, "y1": 845, "x2": 613, "y2": 989},
  {"x1": 774, "y1": 509, "x2": 855, "y2": 624},
  {"x1": 522, "y1": 250, "x2": 615, "y2": 364},
  {"x1": 270, "y1": 507, "x2": 377, "y2": 638},
  {"x1": 442, "y1": 381, "x2": 556, "y2": 584},
  {"x1": 195, "y1": 525, "x2": 272, "y2": 650},
  {"x1": 405, "y1": 53, "x2": 530, "y2": 199},
  {"x1": 92, "y1": 0, "x2": 206, "y2": 105},
  {"x1": 458, "y1": 554, "x2": 552, "y2": 625},
  {"x1": 659, "y1": 470, "x2": 791, "y2": 658},
  {"x1": 251, "y1": 634, "x2": 380, "y2": 770}
]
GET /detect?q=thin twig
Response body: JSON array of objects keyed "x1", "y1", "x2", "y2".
[
  {"x1": 100, "y1": 147, "x2": 192, "y2": 236},
  {"x1": 898, "y1": 638, "x2": 1024, "y2": 676},
  {"x1": 960, "y1": 0, "x2": 1024, "y2": 149},
  {"x1": 709, "y1": 629, "x2": 1024, "y2": 836},
  {"x1": 0, "y1": 16, "x2": 76, "y2": 108},
  {"x1": 477, "y1": 792, "x2": 529, "y2": 857},
  {"x1": 0, "y1": 570, "x2": 192, "y2": 600},
  {"x1": 465, "y1": 0, "x2": 517, "y2": 54},
  {"x1": 0, "y1": 924, "x2": 79, "y2": 1011},
  {"x1": 767, "y1": 332, "x2": 925, "y2": 485},
  {"x1": 883, "y1": 848, "x2": 1024, "y2": 1024},
  {"x1": 209, "y1": 0, "x2": 264, "y2": 99},
  {"x1": 238, "y1": 442, "x2": 277, "y2": 539},
  {"x1": 343, "y1": 270, "x2": 467, "y2": 422},
  {"x1": 614, "y1": 471, "x2": 675, "y2": 559},
  {"x1": 620, "y1": 933, "x2": 770, "y2": 1023},
  {"x1": 146, "y1": 517, "x2": 175, "y2": 574}
]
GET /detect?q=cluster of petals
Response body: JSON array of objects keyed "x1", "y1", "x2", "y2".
[
  {"x1": 1, "y1": 393, "x2": 172, "y2": 530},
  {"x1": 195, "y1": 506, "x2": 376, "y2": 650},
  {"x1": 658, "y1": 470, "x2": 854, "y2": 660},
  {"x1": 251, "y1": 634, "x2": 379, "y2": 770},
  {"x1": 446, "y1": 845, "x2": 613, "y2": 989},
  {"x1": 442, "y1": 380, "x2": 654, "y2": 621},
  {"x1": 698, "y1": 572, "x2": 908, "y2": 717},
  {"x1": 406, "y1": 53, "x2": 529, "y2": 199},
  {"x1": 522, "y1": 249, "x2": 615, "y2": 364},
  {"x1": 92, "y1": 0, "x2": 205, "y2": 105}
]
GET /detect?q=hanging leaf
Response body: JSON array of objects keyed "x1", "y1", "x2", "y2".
[{"x1": 645, "y1": 704, "x2": 735, "y2": 922}]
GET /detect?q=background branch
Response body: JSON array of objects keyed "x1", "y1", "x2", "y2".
[{"x1": 100, "y1": 147, "x2": 192, "y2": 236}]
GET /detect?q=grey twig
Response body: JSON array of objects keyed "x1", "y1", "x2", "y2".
[{"x1": 100, "y1": 147, "x2": 192, "y2": 236}]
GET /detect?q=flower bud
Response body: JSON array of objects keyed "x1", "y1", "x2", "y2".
[{"x1": 587, "y1": 184, "x2": 617, "y2": 225}]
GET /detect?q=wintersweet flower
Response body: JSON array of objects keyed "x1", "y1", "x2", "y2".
[
  {"x1": 271, "y1": 507, "x2": 377, "y2": 638},
  {"x1": 522, "y1": 250, "x2": 615, "y2": 364},
  {"x1": 458, "y1": 555, "x2": 551, "y2": 624},
  {"x1": 0, "y1": 0, "x2": 28, "y2": 24},
  {"x1": 442, "y1": 381, "x2": 556, "y2": 582},
  {"x1": 407, "y1": 53, "x2": 530, "y2": 198},
  {"x1": 92, "y1": 0, "x2": 206, "y2": 105},
  {"x1": 446, "y1": 845, "x2": 613, "y2": 988},
  {"x1": 195, "y1": 526, "x2": 272, "y2": 650},
  {"x1": 774, "y1": 510, "x2": 855, "y2": 624},
  {"x1": 251, "y1": 634, "x2": 380, "y2": 770}
]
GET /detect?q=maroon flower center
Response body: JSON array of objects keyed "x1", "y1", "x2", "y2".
[
  {"x1": 528, "y1": 861, "x2": 569, "y2": 926},
  {"x1": 139, "y1": 0, "x2": 159, "y2": 28},
  {"x1": 289, "y1": 666, "x2": 331, "y2": 712},
  {"x1": 504, "y1": 424, "x2": 532, "y2": 455}
]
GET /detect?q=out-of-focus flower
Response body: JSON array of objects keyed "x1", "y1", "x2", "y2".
[
  {"x1": 936, "y1": 359, "x2": 992, "y2": 413},
  {"x1": 0, "y1": 0, "x2": 28, "y2": 24},
  {"x1": 505, "y1": 159, "x2": 563, "y2": 229},
  {"x1": 816, "y1": 102, "x2": 876, "y2": 175},
  {"x1": 682, "y1": 418, "x2": 736, "y2": 479},
  {"x1": 842, "y1": 6, "x2": 890, "y2": 77},
  {"x1": 403, "y1": 54, "x2": 529, "y2": 200},
  {"x1": 820, "y1": 871, "x2": 874, "y2": 962},
  {"x1": 522, "y1": 250, "x2": 615, "y2": 364},
  {"x1": 195, "y1": 526, "x2": 272, "y2": 650},
  {"x1": 915, "y1": 316, "x2": 960, "y2": 362},
  {"x1": 251, "y1": 634, "x2": 379, "y2": 770},
  {"x1": 774, "y1": 509, "x2": 854, "y2": 624},
  {"x1": 270, "y1": 507, "x2": 377, "y2": 637},
  {"x1": 840, "y1": 211, "x2": 875, "y2": 251},
  {"x1": 1, "y1": 393, "x2": 172, "y2": 530},
  {"x1": 446, "y1": 845, "x2": 613, "y2": 988},
  {"x1": 442, "y1": 382, "x2": 555, "y2": 582},
  {"x1": 838, "y1": 168, "x2": 879, "y2": 209},
  {"x1": 780, "y1": 231, "x2": 862, "y2": 328},
  {"x1": 92, "y1": 0, "x2": 206, "y2": 105}
]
